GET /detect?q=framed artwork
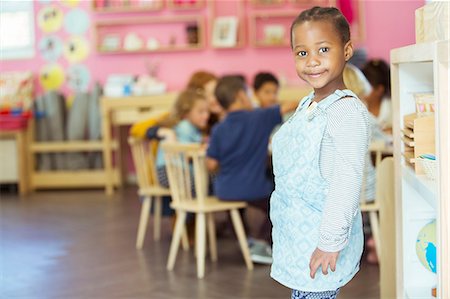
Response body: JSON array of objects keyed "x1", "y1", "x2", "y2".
[{"x1": 212, "y1": 16, "x2": 238, "y2": 48}]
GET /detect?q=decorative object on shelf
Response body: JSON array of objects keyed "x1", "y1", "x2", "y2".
[
  {"x1": 212, "y1": 16, "x2": 238, "y2": 48},
  {"x1": 186, "y1": 23, "x2": 199, "y2": 45},
  {"x1": 39, "y1": 35, "x2": 63, "y2": 61},
  {"x1": 263, "y1": 24, "x2": 285, "y2": 45},
  {"x1": 133, "y1": 75, "x2": 166, "y2": 96},
  {"x1": 100, "y1": 34, "x2": 121, "y2": 52},
  {"x1": 123, "y1": 33, "x2": 144, "y2": 51},
  {"x1": 63, "y1": 36, "x2": 90, "y2": 63},
  {"x1": 417, "y1": 154, "x2": 437, "y2": 181},
  {"x1": 416, "y1": 219, "x2": 437, "y2": 273},
  {"x1": 146, "y1": 37, "x2": 160, "y2": 50},
  {"x1": 168, "y1": 0, "x2": 204, "y2": 10},
  {"x1": 413, "y1": 92, "x2": 435, "y2": 116},
  {"x1": 104, "y1": 74, "x2": 135, "y2": 98},
  {"x1": 38, "y1": 5, "x2": 64, "y2": 33}
]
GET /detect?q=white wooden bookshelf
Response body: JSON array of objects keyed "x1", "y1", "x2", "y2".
[{"x1": 391, "y1": 40, "x2": 449, "y2": 299}]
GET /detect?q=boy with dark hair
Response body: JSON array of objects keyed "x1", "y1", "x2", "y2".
[
  {"x1": 206, "y1": 75, "x2": 297, "y2": 264},
  {"x1": 253, "y1": 72, "x2": 280, "y2": 108}
]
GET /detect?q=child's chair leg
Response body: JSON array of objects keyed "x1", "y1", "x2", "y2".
[
  {"x1": 369, "y1": 211, "x2": 381, "y2": 260},
  {"x1": 207, "y1": 213, "x2": 218, "y2": 262},
  {"x1": 136, "y1": 196, "x2": 152, "y2": 249},
  {"x1": 230, "y1": 209, "x2": 254, "y2": 270},
  {"x1": 167, "y1": 211, "x2": 187, "y2": 271},
  {"x1": 196, "y1": 212, "x2": 206, "y2": 278},
  {"x1": 181, "y1": 226, "x2": 189, "y2": 251},
  {"x1": 153, "y1": 196, "x2": 162, "y2": 241}
]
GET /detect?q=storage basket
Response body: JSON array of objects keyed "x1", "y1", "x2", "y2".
[{"x1": 416, "y1": 157, "x2": 437, "y2": 180}]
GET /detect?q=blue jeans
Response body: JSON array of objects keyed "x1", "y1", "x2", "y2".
[{"x1": 291, "y1": 289, "x2": 340, "y2": 299}]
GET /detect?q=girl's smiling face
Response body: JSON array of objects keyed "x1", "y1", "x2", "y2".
[{"x1": 292, "y1": 20, "x2": 353, "y2": 100}]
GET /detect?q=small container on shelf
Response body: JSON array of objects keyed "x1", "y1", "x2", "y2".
[
  {"x1": 416, "y1": 154, "x2": 437, "y2": 181},
  {"x1": 413, "y1": 92, "x2": 435, "y2": 117}
]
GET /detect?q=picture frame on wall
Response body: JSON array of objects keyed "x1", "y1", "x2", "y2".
[{"x1": 212, "y1": 16, "x2": 238, "y2": 48}]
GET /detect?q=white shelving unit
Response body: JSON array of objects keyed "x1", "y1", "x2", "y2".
[{"x1": 391, "y1": 40, "x2": 449, "y2": 299}]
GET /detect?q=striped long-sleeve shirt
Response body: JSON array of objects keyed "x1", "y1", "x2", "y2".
[{"x1": 317, "y1": 98, "x2": 370, "y2": 252}]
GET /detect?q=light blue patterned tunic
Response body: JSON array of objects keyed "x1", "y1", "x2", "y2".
[{"x1": 270, "y1": 89, "x2": 369, "y2": 292}]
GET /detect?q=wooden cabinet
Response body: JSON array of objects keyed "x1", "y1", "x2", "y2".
[{"x1": 391, "y1": 40, "x2": 449, "y2": 299}]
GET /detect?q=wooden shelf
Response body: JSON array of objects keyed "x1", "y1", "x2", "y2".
[
  {"x1": 30, "y1": 141, "x2": 118, "y2": 153},
  {"x1": 31, "y1": 169, "x2": 120, "y2": 189},
  {"x1": 95, "y1": 15, "x2": 205, "y2": 54},
  {"x1": 249, "y1": 12, "x2": 298, "y2": 48},
  {"x1": 98, "y1": 45, "x2": 203, "y2": 54},
  {"x1": 167, "y1": 0, "x2": 205, "y2": 10},
  {"x1": 91, "y1": 0, "x2": 164, "y2": 13},
  {"x1": 402, "y1": 164, "x2": 437, "y2": 209},
  {"x1": 392, "y1": 38, "x2": 449, "y2": 299}
]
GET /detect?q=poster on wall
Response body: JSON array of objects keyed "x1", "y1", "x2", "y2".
[
  {"x1": 64, "y1": 9, "x2": 89, "y2": 35},
  {"x1": 39, "y1": 35, "x2": 63, "y2": 61},
  {"x1": 38, "y1": 5, "x2": 64, "y2": 33},
  {"x1": 64, "y1": 36, "x2": 89, "y2": 63},
  {"x1": 67, "y1": 65, "x2": 91, "y2": 92},
  {"x1": 40, "y1": 63, "x2": 65, "y2": 91}
]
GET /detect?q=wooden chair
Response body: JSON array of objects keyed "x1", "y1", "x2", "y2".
[
  {"x1": 360, "y1": 141, "x2": 393, "y2": 260},
  {"x1": 377, "y1": 157, "x2": 396, "y2": 298},
  {"x1": 162, "y1": 142, "x2": 253, "y2": 278},
  {"x1": 128, "y1": 137, "x2": 188, "y2": 250}
]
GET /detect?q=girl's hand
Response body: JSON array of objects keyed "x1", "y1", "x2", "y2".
[{"x1": 309, "y1": 248, "x2": 339, "y2": 279}]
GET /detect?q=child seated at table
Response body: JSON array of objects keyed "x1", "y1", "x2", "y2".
[
  {"x1": 155, "y1": 88, "x2": 210, "y2": 187},
  {"x1": 206, "y1": 75, "x2": 297, "y2": 264},
  {"x1": 253, "y1": 72, "x2": 280, "y2": 108}
]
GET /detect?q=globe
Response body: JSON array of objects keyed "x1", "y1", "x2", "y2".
[{"x1": 416, "y1": 220, "x2": 437, "y2": 273}]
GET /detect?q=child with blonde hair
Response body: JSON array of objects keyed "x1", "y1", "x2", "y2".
[{"x1": 155, "y1": 89, "x2": 210, "y2": 187}]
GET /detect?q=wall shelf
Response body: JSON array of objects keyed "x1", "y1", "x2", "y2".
[
  {"x1": 91, "y1": 0, "x2": 164, "y2": 13},
  {"x1": 95, "y1": 16, "x2": 205, "y2": 54}
]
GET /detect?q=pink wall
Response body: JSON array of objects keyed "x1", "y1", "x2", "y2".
[
  {"x1": 0, "y1": 0, "x2": 424, "y2": 95},
  {"x1": 363, "y1": 0, "x2": 424, "y2": 62}
]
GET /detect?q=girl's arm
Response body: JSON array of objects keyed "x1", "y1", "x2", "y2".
[
  {"x1": 318, "y1": 99, "x2": 369, "y2": 252},
  {"x1": 310, "y1": 99, "x2": 369, "y2": 278}
]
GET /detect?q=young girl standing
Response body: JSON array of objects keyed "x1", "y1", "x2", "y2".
[{"x1": 270, "y1": 7, "x2": 370, "y2": 299}]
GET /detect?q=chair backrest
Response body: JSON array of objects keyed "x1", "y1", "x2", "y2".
[
  {"x1": 128, "y1": 137, "x2": 160, "y2": 189},
  {"x1": 161, "y1": 142, "x2": 208, "y2": 206},
  {"x1": 377, "y1": 157, "x2": 396, "y2": 298},
  {"x1": 360, "y1": 143, "x2": 385, "y2": 204}
]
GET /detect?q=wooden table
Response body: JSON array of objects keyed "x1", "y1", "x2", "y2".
[
  {"x1": 100, "y1": 92, "x2": 178, "y2": 195},
  {"x1": 100, "y1": 86, "x2": 311, "y2": 195}
]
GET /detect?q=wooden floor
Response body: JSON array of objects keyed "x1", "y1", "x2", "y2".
[{"x1": 0, "y1": 187, "x2": 379, "y2": 299}]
